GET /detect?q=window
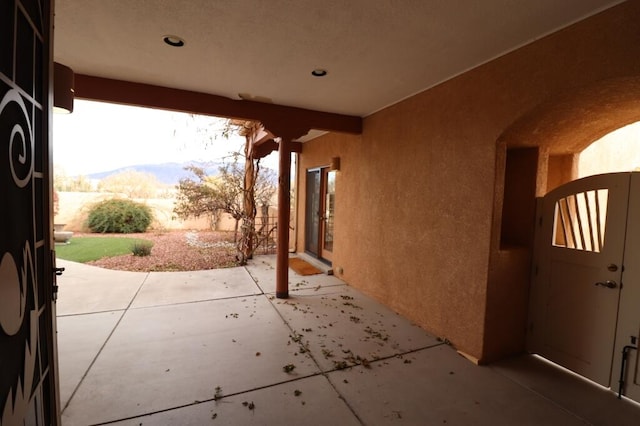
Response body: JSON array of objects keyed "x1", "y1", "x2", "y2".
[{"x1": 552, "y1": 189, "x2": 608, "y2": 252}]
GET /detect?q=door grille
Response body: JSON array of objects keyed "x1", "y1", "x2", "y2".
[{"x1": 552, "y1": 189, "x2": 608, "y2": 252}]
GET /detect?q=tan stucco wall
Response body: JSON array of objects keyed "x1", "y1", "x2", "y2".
[
  {"x1": 296, "y1": 1, "x2": 640, "y2": 362},
  {"x1": 55, "y1": 191, "x2": 276, "y2": 232}
]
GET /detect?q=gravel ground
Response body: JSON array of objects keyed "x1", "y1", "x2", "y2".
[{"x1": 85, "y1": 230, "x2": 239, "y2": 272}]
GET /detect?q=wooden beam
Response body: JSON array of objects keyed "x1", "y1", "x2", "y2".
[
  {"x1": 74, "y1": 74, "x2": 362, "y2": 135},
  {"x1": 253, "y1": 140, "x2": 278, "y2": 159},
  {"x1": 253, "y1": 139, "x2": 302, "y2": 159},
  {"x1": 253, "y1": 125, "x2": 274, "y2": 146},
  {"x1": 291, "y1": 142, "x2": 303, "y2": 153}
]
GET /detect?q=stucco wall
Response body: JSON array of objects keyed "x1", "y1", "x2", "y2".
[
  {"x1": 296, "y1": 1, "x2": 640, "y2": 362},
  {"x1": 55, "y1": 191, "x2": 276, "y2": 232}
]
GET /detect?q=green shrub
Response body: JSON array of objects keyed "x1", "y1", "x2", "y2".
[
  {"x1": 131, "y1": 240, "x2": 153, "y2": 256},
  {"x1": 86, "y1": 199, "x2": 153, "y2": 233}
]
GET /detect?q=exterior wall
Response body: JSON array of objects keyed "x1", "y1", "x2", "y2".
[
  {"x1": 547, "y1": 154, "x2": 579, "y2": 193},
  {"x1": 55, "y1": 191, "x2": 276, "y2": 232},
  {"x1": 295, "y1": 134, "x2": 359, "y2": 255},
  {"x1": 296, "y1": 1, "x2": 640, "y2": 362},
  {"x1": 56, "y1": 192, "x2": 215, "y2": 231}
]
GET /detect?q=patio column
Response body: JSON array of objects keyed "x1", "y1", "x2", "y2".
[{"x1": 276, "y1": 136, "x2": 292, "y2": 298}]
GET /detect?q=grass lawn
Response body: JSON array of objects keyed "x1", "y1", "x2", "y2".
[{"x1": 55, "y1": 236, "x2": 153, "y2": 263}]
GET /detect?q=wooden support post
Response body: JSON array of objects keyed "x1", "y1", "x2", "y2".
[{"x1": 276, "y1": 137, "x2": 291, "y2": 298}]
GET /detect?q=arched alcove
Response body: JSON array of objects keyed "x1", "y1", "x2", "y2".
[
  {"x1": 496, "y1": 76, "x2": 640, "y2": 251},
  {"x1": 485, "y1": 76, "x2": 640, "y2": 362}
]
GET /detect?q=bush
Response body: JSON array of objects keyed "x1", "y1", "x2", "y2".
[
  {"x1": 131, "y1": 241, "x2": 153, "y2": 256},
  {"x1": 86, "y1": 199, "x2": 153, "y2": 233}
]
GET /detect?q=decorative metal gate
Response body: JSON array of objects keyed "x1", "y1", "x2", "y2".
[{"x1": 0, "y1": 0, "x2": 59, "y2": 424}]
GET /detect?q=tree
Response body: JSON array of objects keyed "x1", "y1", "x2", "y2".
[
  {"x1": 235, "y1": 121, "x2": 277, "y2": 263},
  {"x1": 54, "y1": 168, "x2": 93, "y2": 192},
  {"x1": 97, "y1": 170, "x2": 163, "y2": 199},
  {"x1": 174, "y1": 160, "x2": 246, "y2": 237},
  {"x1": 173, "y1": 166, "x2": 222, "y2": 230},
  {"x1": 173, "y1": 123, "x2": 276, "y2": 264},
  {"x1": 173, "y1": 155, "x2": 275, "y2": 237}
]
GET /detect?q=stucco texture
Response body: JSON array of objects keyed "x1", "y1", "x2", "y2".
[{"x1": 296, "y1": 1, "x2": 640, "y2": 362}]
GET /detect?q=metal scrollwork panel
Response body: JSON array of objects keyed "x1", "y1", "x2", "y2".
[
  {"x1": 0, "y1": 0, "x2": 52, "y2": 424},
  {"x1": 0, "y1": 86, "x2": 43, "y2": 426}
]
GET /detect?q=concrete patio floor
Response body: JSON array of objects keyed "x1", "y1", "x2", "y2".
[{"x1": 55, "y1": 255, "x2": 640, "y2": 425}]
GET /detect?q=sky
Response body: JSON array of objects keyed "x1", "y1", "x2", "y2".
[{"x1": 53, "y1": 100, "x2": 279, "y2": 176}]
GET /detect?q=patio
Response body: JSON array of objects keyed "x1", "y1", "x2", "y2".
[{"x1": 56, "y1": 255, "x2": 640, "y2": 425}]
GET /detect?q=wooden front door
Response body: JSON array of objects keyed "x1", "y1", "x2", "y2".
[
  {"x1": 0, "y1": 0, "x2": 60, "y2": 424},
  {"x1": 529, "y1": 172, "x2": 640, "y2": 402}
]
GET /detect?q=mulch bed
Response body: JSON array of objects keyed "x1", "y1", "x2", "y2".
[{"x1": 79, "y1": 230, "x2": 239, "y2": 272}]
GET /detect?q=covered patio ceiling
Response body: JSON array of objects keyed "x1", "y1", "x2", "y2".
[
  {"x1": 53, "y1": 0, "x2": 628, "y2": 300},
  {"x1": 54, "y1": 0, "x2": 624, "y2": 138}
]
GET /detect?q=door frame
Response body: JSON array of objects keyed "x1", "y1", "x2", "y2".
[
  {"x1": 304, "y1": 166, "x2": 335, "y2": 264},
  {"x1": 319, "y1": 167, "x2": 336, "y2": 262},
  {"x1": 304, "y1": 168, "x2": 321, "y2": 257}
]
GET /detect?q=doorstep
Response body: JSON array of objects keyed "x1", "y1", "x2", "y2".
[{"x1": 292, "y1": 252, "x2": 333, "y2": 275}]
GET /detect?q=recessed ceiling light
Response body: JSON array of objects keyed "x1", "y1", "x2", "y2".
[
  {"x1": 311, "y1": 69, "x2": 328, "y2": 77},
  {"x1": 163, "y1": 35, "x2": 185, "y2": 47}
]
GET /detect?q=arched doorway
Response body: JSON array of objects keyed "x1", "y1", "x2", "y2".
[
  {"x1": 528, "y1": 171, "x2": 640, "y2": 403},
  {"x1": 489, "y1": 76, "x2": 640, "y2": 401}
]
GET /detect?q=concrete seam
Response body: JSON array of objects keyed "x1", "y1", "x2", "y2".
[{"x1": 61, "y1": 272, "x2": 151, "y2": 414}]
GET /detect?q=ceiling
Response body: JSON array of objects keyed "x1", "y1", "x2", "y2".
[{"x1": 54, "y1": 0, "x2": 624, "y2": 119}]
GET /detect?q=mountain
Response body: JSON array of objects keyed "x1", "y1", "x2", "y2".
[{"x1": 87, "y1": 161, "x2": 223, "y2": 185}]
